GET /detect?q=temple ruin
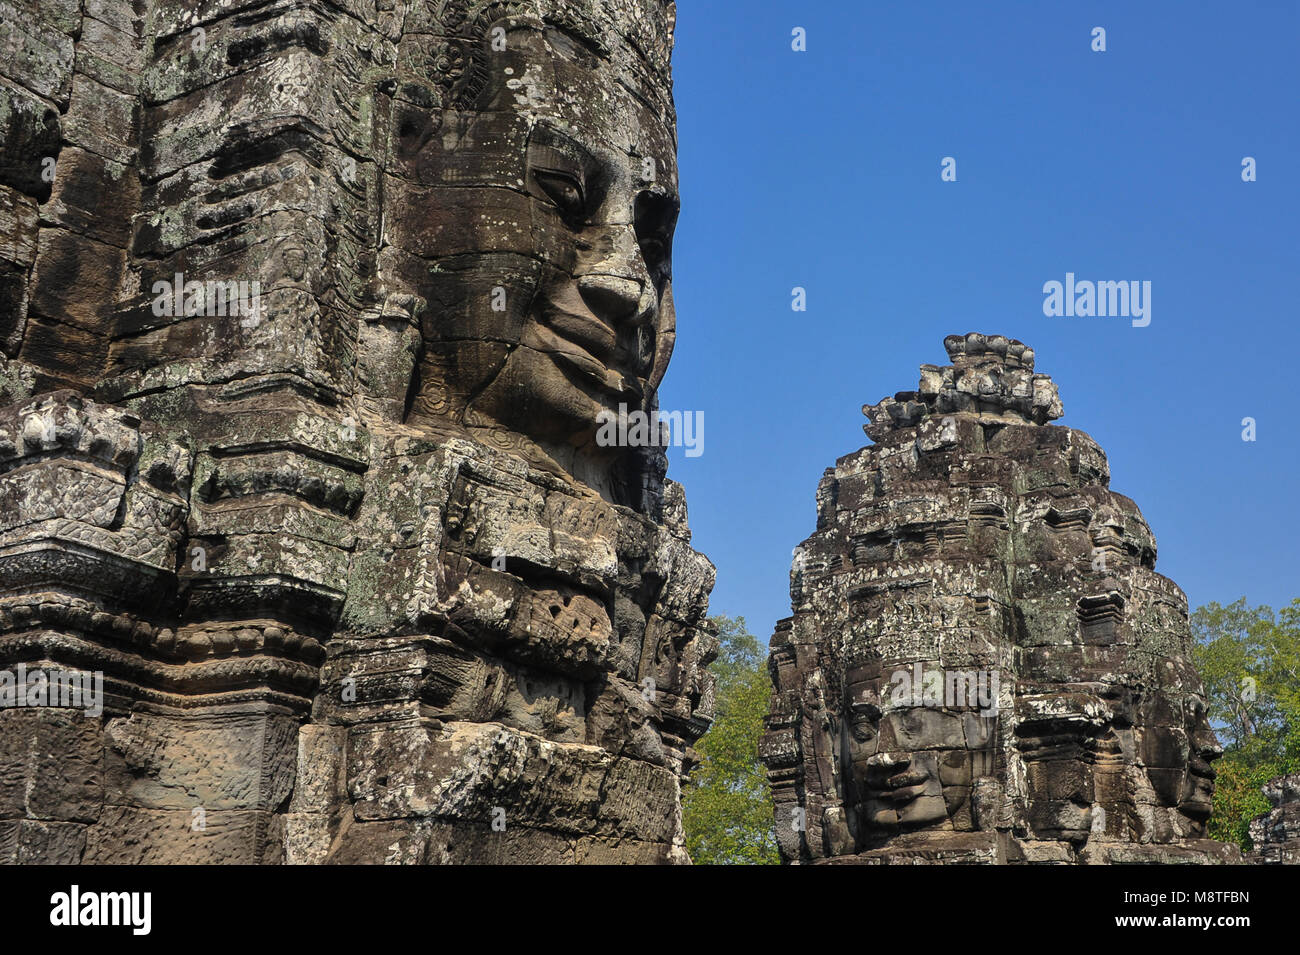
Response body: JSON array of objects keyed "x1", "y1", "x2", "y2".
[
  {"x1": 760, "y1": 333, "x2": 1242, "y2": 864},
  {"x1": 0, "y1": 0, "x2": 714, "y2": 863}
]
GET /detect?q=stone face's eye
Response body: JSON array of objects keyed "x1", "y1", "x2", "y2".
[
  {"x1": 850, "y1": 701, "x2": 880, "y2": 740},
  {"x1": 534, "y1": 169, "x2": 585, "y2": 219},
  {"x1": 852, "y1": 702, "x2": 880, "y2": 720}
]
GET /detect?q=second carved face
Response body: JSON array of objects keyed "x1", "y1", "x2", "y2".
[{"x1": 384, "y1": 20, "x2": 678, "y2": 495}]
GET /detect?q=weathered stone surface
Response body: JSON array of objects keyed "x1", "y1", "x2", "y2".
[
  {"x1": 0, "y1": 708, "x2": 101, "y2": 822},
  {"x1": 0, "y1": 0, "x2": 711, "y2": 864},
  {"x1": 0, "y1": 819, "x2": 87, "y2": 863},
  {"x1": 761, "y1": 334, "x2": 1242, "y2": 864},
  {"x1": 1248, "y1": 774, "x2": 1300, "y2": 864},
  {"x1": 82, "y1": 807, "x2": 278, "y2": 864}
]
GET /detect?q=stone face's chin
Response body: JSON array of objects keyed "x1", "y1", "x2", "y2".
[
  {"x1": 897, "y1": 795, "x2": 949, "y2": 828},
  {"x1": 1181, "y1": 766, "x2": 1217, "y2": 819}
]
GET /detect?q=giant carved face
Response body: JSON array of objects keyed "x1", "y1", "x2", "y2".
[
  {"x1": 1136, "y1": 655, "x2": 1221, "y2": 829},
  {"x1": 842, "y1": 660, "x2": 997, "y2": 843},
  {"x1": 1180, "y1": 695, "x2": 1222, "y2": 822},
  {"x1": 385, "y1": 17, "x2": 678, "y2": 495},
  {"x1": 1014, "y1": 691, "x2": 1111, "y2": 843},
  {"x1": 1014, "y1": 584, "x2": 1224, "y2": 846}
]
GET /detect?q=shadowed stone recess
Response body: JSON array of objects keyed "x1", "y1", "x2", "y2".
[
  {"x1": 0, "y1": 0, "x2": 713, "y2": 864},
  {"x1": 759, "y1": 334, "x2": 1241, "y2": 864}
]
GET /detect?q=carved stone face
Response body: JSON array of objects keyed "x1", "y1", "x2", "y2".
[
  {"x1": 1181, "y1": 695, "x2": 1222, "y2": 819},
  {"x1": 1015, "y1": 588, "x2": 1223, "y2": 844},
  {"x1": 1015, "y1": 694, "x2": 1110, "y2": 843},
  {"x1": 0, "y1": 0, "x2": 711, "y2": 866},
  {"x1": 842, "y1": 663, "x2": 996, "y2": 840},
  {"x1": 1137, "y1": 661, "x2": 1221, "y2": 826},
  {"x1": 762, "y1": 335, "x2": 1240, "y2": 863},
  {"x1": 390, "y1": 21, "x2": 678, "y2": 489}
]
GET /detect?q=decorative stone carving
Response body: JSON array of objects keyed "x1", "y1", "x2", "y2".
[
  {"x1": 760, "y1": 334, "x2": 1240, "y2": 864},
  {"x1": 1248, "y1": 774, "x2": 1300, "y2": 864},
  {"x1": 0, "y1": 0, "x2": 712, "y2": 864}
]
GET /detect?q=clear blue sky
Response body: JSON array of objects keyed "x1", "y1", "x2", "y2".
[{"x1": 661, "y1": 1, "x2": 1299, "y2": 643}]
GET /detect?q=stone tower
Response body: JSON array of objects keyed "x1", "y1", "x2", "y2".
[
  {"x1": 760, "y1": 333, "x2": 1240, "y2": 864},
  {"x1": 1249, "y1": 774, "x2": 1300, "y2": 863},
  {"x1": 0, "y1": 0, "x2": 714, "y2": 863}
]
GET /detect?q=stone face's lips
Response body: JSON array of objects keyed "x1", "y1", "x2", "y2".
[
  {"x1": 875, "y1": 782, "x2": 928, "y2": 803},
  {"x1": 1183, "y1": 758, "x2": 1217, "y2": 815},
  {"x1": 862, "y1": 761, "x2": 931, "y2": 803},
  {"x1": 551, "y1": 345, "x2": 640, "y2": 400},
  {"x1": 541, "y1": 302, "x2": 618, "y2": 367},
  {"x1": 537, "y1": 302, "x2": 648, "y2": 400},
  {"x1": 543, "y1": 337, "x2": 646, "y2": 402}
]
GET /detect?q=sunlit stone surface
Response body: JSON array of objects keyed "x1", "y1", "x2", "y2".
[{"x1": 0, "y1": 0, "x2": 713, "y2": 864}]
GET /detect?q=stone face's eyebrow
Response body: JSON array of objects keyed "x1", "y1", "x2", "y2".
[{"x1": 527, "y1": 122, "x2": 599, "y2": 176}]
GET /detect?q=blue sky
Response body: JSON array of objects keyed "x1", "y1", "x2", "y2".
[{"x1": 661, "y1": 1, "x2": 1299, "y2": 642}]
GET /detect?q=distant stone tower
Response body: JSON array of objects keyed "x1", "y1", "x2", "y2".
[
  {"x1": 760, "y1": 333, "x2": 1240, "y2": 864},
  {"x1": 1249, "y1": 775, "x2": 1300, "y2": 863},
  {"x1": 0, "y1": 0, "x2": 714, "y2": 864}
]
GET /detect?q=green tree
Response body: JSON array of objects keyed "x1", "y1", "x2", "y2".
[
  {"x1": 1192, "y1": 598, "x2": 1300, "y2": 849},
  {"x1": 682, "y1": 614, "x2": 779, "y2": 864}
]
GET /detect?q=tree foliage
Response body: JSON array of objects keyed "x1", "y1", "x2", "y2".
[
  {"x1": 1191, "y1": 598, "x2": 1300, "y2": 848},
  {"x1": 682, "y1": 614, "x2": 779, "y2": 864}
]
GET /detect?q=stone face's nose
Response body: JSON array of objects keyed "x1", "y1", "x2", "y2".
[{"x1": 579, "y1": 273, "x2": 647, "y2": 326}]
